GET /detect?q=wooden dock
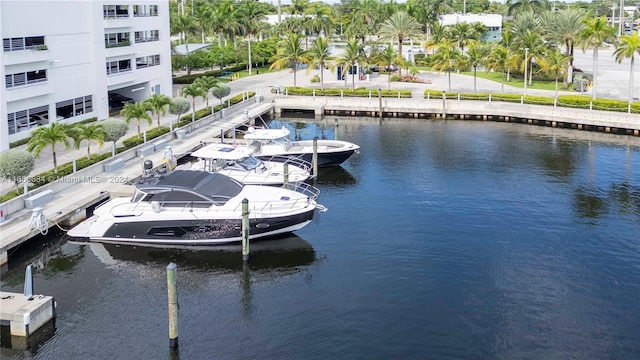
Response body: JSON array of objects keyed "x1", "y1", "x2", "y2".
[{"x1": 0, "y1": 99, "x2": 275, "y2": 266}]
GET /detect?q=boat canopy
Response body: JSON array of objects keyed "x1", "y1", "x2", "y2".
[{"x1": 136, "y1": 171, "x2": 244, "y2": 205}]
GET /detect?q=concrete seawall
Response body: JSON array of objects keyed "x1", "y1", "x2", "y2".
[{"x1": 274, "y1": 96, "x2": 640, "y2": 136}]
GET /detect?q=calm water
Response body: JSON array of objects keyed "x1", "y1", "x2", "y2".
[{"x1": 2, "y1": 118, "x2": 640, "y2": 360}]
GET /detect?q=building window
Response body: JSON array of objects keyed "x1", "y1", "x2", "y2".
[
  {"x1": 6, "y1": 105, "x2": 50, "y2": 135},
  {"x1": 106, "y1": 60, "x2": 132, "y2": 75},
  {"x1": 133, "y1": 5, "x2": 158, "y2": 17},
  {"x1": 104, "y1": 5, "x2": 129, "y2": 19},
  {"x1": 136, "y1": 54, "x2": 160, "y2": 69},
  {"x1": 56, "y1": 95, "x2": 93, "y2": 119},
  {"x1": 5, "y1": 69, "x2": 47, "y2": 88},
  {"x1": 2, "y1": 36, "x2": 45, "y2": 52},
  {"x1": 105, "y1": 32, "x2": 130, "y2": 48},
  {"x1": 134, "y1": 30, "x2": 159, "y2": 43}
]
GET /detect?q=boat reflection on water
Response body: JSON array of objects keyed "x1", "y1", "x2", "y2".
[
  {"x1": 88, "y1": 234, "x2": 318, "y2": 273},
  {"x1": 314, "y1": 166, "x2": 357, "y2": 187}
]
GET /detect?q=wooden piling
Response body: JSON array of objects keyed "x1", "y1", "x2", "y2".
[
  {"x1": 334, "y1": 119, "x2": 339, "y2": 140},
  {"x1": 312, "y1": 137, "x2": 318, "y2": 176},
  {"x1": 242, "y1": 199, "x2": 250, "y2": 262},
  {"x1": 166, "y1": 262, "x2": 178, "y2": 349},
  {"x1": 283, "y1": 163, "x2": 289, "y2": 187}
]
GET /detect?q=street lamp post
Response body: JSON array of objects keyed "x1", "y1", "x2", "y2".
[{"x1": 524, "y1": 47, "x2": 529, "y2": 97}]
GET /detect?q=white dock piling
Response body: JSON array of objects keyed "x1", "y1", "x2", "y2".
[{"x1": 167, "y1": 262, "x2": 178, "y2": 349}]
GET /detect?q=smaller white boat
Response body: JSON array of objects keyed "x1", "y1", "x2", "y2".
[
  {"x1": 243, "y1": 126, "x2": 360, "y2": 167},
  {"x1": 178, "y1": 142, "x2": 313, "y2": 186}
]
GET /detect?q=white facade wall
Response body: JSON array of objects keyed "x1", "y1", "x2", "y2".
[{"x1": 0, "y1": 0, "x2": 172, "y2": 151}]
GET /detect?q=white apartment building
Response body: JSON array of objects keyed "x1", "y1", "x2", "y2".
[{"x1": 0, "y1": 0, "x2": 172, "y2": 151}]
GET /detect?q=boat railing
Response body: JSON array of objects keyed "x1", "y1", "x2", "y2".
[
  {"x1": 235, "y1": 197, "x2": 316, "y2": 215},
  {"x1": 263, "y1": 155, "x2": 312, "y2": 173},
  {"x1": 283, "y1": 182, "x2": 320, "y2": 200}
]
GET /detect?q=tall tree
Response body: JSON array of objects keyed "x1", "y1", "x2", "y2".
[
  {"x1": 487, "y1": 44, "x2": 509, "y2": 93},
  {"x1": 269, "y1": 33, "x2": 311, "y2": 88},
  {"x1": 181, "y1": 82, "x2": 207, "y2": 124},
  {"x1": 516, "y1": 29, "x2": 545, "y2": 86},
  {"x1": 145, "y1": 93, "x2": 172, "y2": 128},
  {"x1": 338, "y1": 39, "x2": 365, "y2": 90},
  {"x1": 538, "y1": 47, "x2": 569, "y2": 98},
  {"x1": 506, "y1": 0, "x2": 549, "y2": 16},
  {"x1": 578, "y1": 16, "x2": 617, "y2": 100},
  {"x1": 73, "y1": 123, "x2": 107, "y2": 159},
  {"x1": 378, "y1": 11, "x2": 422, "y2": 77},
  {"x1": 613, "y1": 33, "x2": 640, "y2": 104},
  {"x1": 307, "y1": 36, "x2": 335, "y2": 90},
  {"x1": 239, "y1": 0, "x2": 268, "y2": 75},
  {"x1": 172, "y1": 15, "x2": 199, "y2": 75},
  {"x1": 373, "y1": 45, "x2": 399, "y2": 90},
  {"x1": 27, "y1": 122, "x2": 77, "y2": 173},
  {"x1": 120, "y1": 101, "x2": 153, "y2": 138},
  {"x1": 465, "y1": 41, "x2": 490, "y2": 93},
  {"x1": 429, "y1": 39, "x2": 463, "y2": 92},
  {"x1": 448, "y1": 22, "x2": 480, "y2": 51}
]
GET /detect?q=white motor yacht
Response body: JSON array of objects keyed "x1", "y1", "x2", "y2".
[{"x1": 67, "y1": 170, "x2": 325, "y2": 246}]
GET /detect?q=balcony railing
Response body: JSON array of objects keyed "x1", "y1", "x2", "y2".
[
  {"x1": 134, "y1": 37, "x2": 159, "y2": 43},
  {"x1": 105, "y1": 40, "x2": 131, "y2": 48}
]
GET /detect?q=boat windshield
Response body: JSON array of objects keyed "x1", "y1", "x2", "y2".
[
  {"x1": 272, "y1": 136, "x2": 292, "y2": 150},
  {"x1": 236, "y1": 155, "x2": 261, "y2": 170}
]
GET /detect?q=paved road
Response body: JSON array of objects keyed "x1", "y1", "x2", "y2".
[{"x1": 2, "y1": 49, "x2": 636, "y2": 195}]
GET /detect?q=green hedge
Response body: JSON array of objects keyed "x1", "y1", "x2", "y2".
[
  {"x1": 29, "y1": 152, "x2": 114, "y2": 189},
  {"x1": 423, "y1": 90, "x2": 640, "y2": 114},
  {"x1": 122, "y1": 126, "x2": 170, "y2": 148},
  {"x1": 173, "y1": 63, "x2": 248, "y2": 84},
  {"x1": 284, "y1": 87, "x2": 412, "y2": 98},
  {"x1": 177, "y1": 92, "x2": 256, "y2": 128}
]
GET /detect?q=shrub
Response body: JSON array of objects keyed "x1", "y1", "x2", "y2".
[
  {"x1": 122, "y1": 126, "x2": 169, "y2": 148},
  {"x1": 0, "y1": 149, "x2": 35, "y2": 186},
  {"x1": 310, "y1": 75, "x2": 320, "y2": 83},
  {"x1": 572, "y1": 73, "x2": 592, "y2": 92},
  {"x1": 390, "y1": 74, "x2": 401, "y2": 82}
]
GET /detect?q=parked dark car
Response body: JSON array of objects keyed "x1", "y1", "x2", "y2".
[{"x1": 108, "y1": 93, "x2": 134, "y2": 110}]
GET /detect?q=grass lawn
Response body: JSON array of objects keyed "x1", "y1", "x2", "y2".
[
  {"x1": 229, "y1": 65, "x2": 277, "y2": 79},
  {"x1": 460, "y1": 71, "x2": 571, "y2": 92}
]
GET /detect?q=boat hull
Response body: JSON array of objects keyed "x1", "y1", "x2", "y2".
[
  {"x1": 69, "y1": 208, "x2": 316, "y2": 246},
  {"x1": 257, "y1": 148, "x2": 358, "y2": 167}
]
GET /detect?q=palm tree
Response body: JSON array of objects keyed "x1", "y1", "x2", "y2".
[
  {"x1": 73, "y1": 123, "x2": 107, "y2": 159},
  {"x1": 193, "y1": 4, "x2": 213, "y2": 43},
  {"x1": 27, "y1": 122, "x2": 77, "y2": 172},
  {"x1": 338, "y1": 39, "x2": 365, "y2": 90},
  {"x1": 172, "y1": 15, "x2": 199, "y2": 75},
  {"x1": 538, "y1": 47, "x2": 569, "y2": 99},
  {"x1": 307, "y1": 36, "x2": 335, "y2": 91},
  {"x1": 516, "y1": 29, "x2": 544, "y2": 86},
  {"x1": 499, "y1": 29, "x2": 516, "y2": 81},
  {"x1": 423, "y1": 22, "x2": 447, "y2": 54},
  {"x1": 181, "y1": 82, "x2": 207, "y2": 123},
  {"x1": 465, "y1": 41, "x2": 489, "y2": 93},
  {"x1": 373, "y1": 45, "x2": 399, "y2": 90},
  {"x1": 448, "y1": 22, "x2": 479, "y2": 51},
  {"x1": 429, "y1": 40, "x2": 463, "y2": 92},
  {"x1": 269, "y1": 33, "x2": 311, "y2": 88},
  {"x1": 578, "y1": 16, "x2": 617, "y2": 100},
  {"x1": 506, "y1": 0, "x2": 548, "y2": 16},
  {"x1": 145, "y1": 94, "x2": 172, "y2": 128},
  {"x1": 305, "y1": 3, "x2": 333, "y2": 38},
  {"x1": 195, "y1": 76, "x2": 220, "y2": 108},
  {"x1": 541, "y1": 8, "x2": 585, "y2": 82},
  {"x1": 613, "y1": 33, "x2": 640, "y2": 104},
  {"x1": 120, "y1": 101, "x2": 152, "y2": 138},
  {"x1": 378, "y1": 11, "x2": 422, "y2": 77},
  {"x1": 238, "y1": 0, "x2": 268, "y2": 75},
  {"x1": 487, "y1": 44, "x2": 509, "y2": 93}
]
